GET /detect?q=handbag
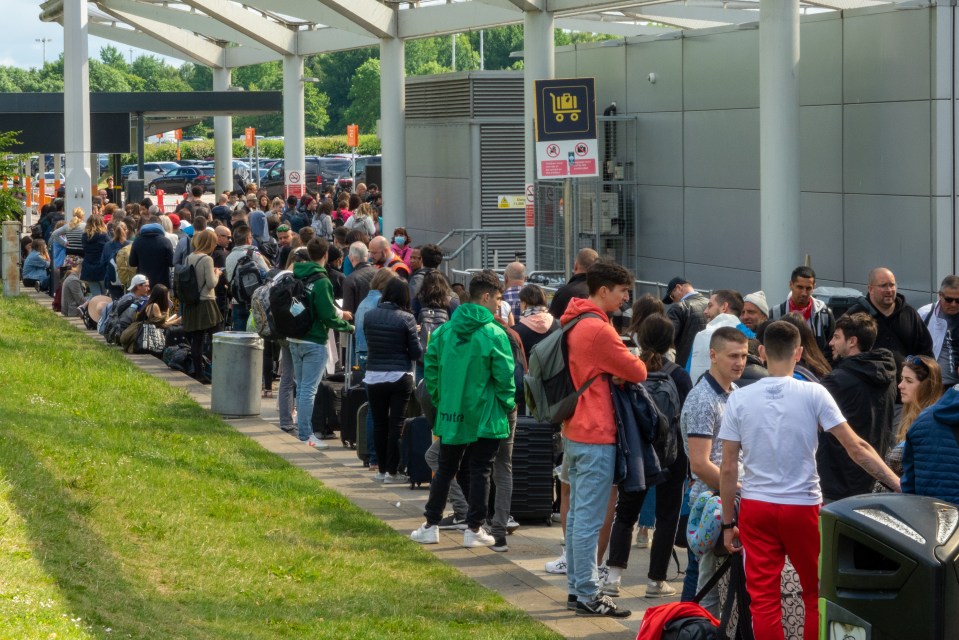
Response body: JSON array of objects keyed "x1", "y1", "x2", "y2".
[{"x1": 134, "y1": 321, "x2": 166, "y2": 355}]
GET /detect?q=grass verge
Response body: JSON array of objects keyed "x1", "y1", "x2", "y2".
[{"x1": 0, "y1": 296, "x2": 560, "y2": 640}]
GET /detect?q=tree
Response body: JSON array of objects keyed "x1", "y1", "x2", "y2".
[
  {"x1": 99, "y1": 45, "x2": 128, "y2": 71},
  {"x1": 315, "y1": 47, "x2": 378, "y2": 134},
  {"x1": 0, "y1": 131, "x2": 26, "y2": 221},
  {"x1": 89, "y1": 59, "x2": 133, "y2": 92},
  {"x1": 469, "y1": 25, "x2": 524, "y2": 71},
  {"x1": 343, "y1": 58, "x2": 380, "y2": 132}
]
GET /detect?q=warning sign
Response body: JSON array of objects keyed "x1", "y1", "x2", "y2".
[
  {"x1": 497, "y1": 195, "x2": 525, "y2": 209},
  {"x1": 536, "y1": 140, "x2": 598, "y2": 179}
]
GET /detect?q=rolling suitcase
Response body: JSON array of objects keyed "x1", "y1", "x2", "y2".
[
  {"x1": 401, "y1": 416, "x2": 433, "y2": 489},
  {"x1": 355, "y1": 402, "x2": 371, "y2": 465},
  {"x1": 510, "y1": 417, "x2": 555, "y2": 525},
  {"x1": 339, "y1": 332, "x2": 366, "y2": 449},
  {"x1": 312, "y1": 372, "x2": 344, "y2": 437}
]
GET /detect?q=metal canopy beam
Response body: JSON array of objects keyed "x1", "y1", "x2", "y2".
[
  {"x1": 181, "y1": 0, "x2": 297, "y2": 56},
  {"x1": 555, "y1": 17, "x2": 670, "y2": 36},
  {"x1": 96, "y1": 5, "x2": 224, "y2": 67},
  {"x1": 317, "y1": 0, "x2": 397, "y2": 39},
  {"x1": 88, "y1": 21, "x2": 194, "y2": 63},
  {"x1": 399, "y1": 3, "x2": 523, "y2": 39},
  {"x1": 297, "y1": 28, "x2": 379, "y2": 56}
]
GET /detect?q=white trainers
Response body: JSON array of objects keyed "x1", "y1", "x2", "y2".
[
  {"x1": 373, "y1": 471, "x2": 386, "y2": 481},
  {"x1": 636, "y1": 526, "x2": 651, "y2": 548},
  {"x1": 506, "y1": 515, "x2": 520, "y2": 534},
  {"x1": 600, "y1": 577, "x2": 621, "y2": 597},
  {"x1": 382, "y1": 473, "x2": 408, "y2": 485},
  {"x1": 645, "y1": 579, "x2": 677, "y2": 598},
  {"x1": 410, "y1": 523, "x2": 439, "y2": 544},
  {"x1": 545, "y1": 552, "x2": 567, "y2": 574},
  {"x1": 463, "y1": 527, "x2": 496, "y2": 548},
  {"x1": 307, "y1": 435, "x2": 329, "y2": 450}
]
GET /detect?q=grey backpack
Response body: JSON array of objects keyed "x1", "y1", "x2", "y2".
[{"x1": 524, "y1": 312, "x2": 604, "y2": 423}]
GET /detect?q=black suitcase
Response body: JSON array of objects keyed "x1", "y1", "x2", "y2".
[
  {"x1": 510, "y1": 417, "x2": 555, "y2": 525},
  {"x1": 401, "y1": 416, "x2": 433, "y2": 489},
  {"x1": 339, "y1": 332, "x2": 365, "y2": 449},
  {"x1": 355, "y1": 402, "x2": 371, "y2": 465},
  {"x1": 312, "y1": 372, "x2": 344, "y2": 436}
]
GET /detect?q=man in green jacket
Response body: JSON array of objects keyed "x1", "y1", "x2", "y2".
[
  {"x1": 411, "y1": 271, "x2": 516, "y2": 548},
  {"x1": 289, "y1": 237, "x2": 354, "y2": 449}
]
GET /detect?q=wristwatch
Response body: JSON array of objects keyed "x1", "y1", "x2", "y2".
[{"x1": 721, "y1": 521, "x2": 737, "y2": 530}]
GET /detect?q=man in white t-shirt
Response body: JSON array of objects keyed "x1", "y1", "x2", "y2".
[{"x1": 718, "y1": 321, "x2": 900, "y2": 640}]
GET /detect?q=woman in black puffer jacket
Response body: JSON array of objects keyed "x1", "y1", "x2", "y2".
[{"x1": 363, "y1": 278, "x2": 424, "y2": 484}]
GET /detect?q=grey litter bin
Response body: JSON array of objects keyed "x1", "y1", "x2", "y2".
[
  {"x1": 210, "y1": 331, "x2": 263, "y2": 417},
  {"x1": 820, "y1": 494, "x2": 959, "y2": 640}
]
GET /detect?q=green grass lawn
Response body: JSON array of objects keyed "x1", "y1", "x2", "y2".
[{"x1": 0, "y1": 296, "x2": 560, "y2": 640}]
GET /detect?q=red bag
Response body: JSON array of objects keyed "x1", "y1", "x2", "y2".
[{"x1": 637, "y1": 601, "x2": 720, "y2": 640}]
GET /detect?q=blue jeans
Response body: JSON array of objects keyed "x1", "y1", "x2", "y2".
[
  {"x1": 565, "y1": 438, "x2": 616, "y2": 601},
  {"x1": 84, "y1": 281, "x2": 104, "y2": 297},
  {"x1": 639, "y1": 490, "x2": 656, "y2": 528},
  {"x1": 288, "y1": 340, "x2": 328, "y2": 441},
  {"x1": 232, "y1": 303, "x2": 250, "y2": 331}
]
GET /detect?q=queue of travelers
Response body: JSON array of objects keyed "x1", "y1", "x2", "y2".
[{"x1": 24, "y1": 186, "x2": 959, "y2": 633}]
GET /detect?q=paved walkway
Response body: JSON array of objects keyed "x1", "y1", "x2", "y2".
[{"x1": 30, "y1": 290, "x2": 685, "y2": 639}]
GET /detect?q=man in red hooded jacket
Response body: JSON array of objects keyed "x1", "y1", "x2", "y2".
[{"x1": 563, "y1": 260, "x2": 647, "y2": 618}]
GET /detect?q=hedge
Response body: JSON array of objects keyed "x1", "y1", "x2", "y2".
[{"x1": 120, "y1": 134, "x2": 381, "y2": 165}]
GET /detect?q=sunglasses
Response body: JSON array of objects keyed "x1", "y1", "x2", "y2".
[{"x1": 940, "y1": 292, "x2": 959, "y2": 304}]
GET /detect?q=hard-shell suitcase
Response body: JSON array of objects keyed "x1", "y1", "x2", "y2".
[
  {"x1": 401, "y1": 416, "x2": 433, "y2": 489},
  {"x1": 340, "y1": 332, "x2": 366, "y2": 448},
  {"x1": 312, "y1": 372, "x2": 344, "y2": 436},
  {"x1": 510, "y1": 417, "x2": 555, "y2": 525},
  {"x1": 355, "y1": 402, "x2": 371, "y2": 465}
]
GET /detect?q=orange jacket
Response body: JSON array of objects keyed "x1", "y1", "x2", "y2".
[{"x1": 561, "y1": 297, "x2": 647, "y2": 444}]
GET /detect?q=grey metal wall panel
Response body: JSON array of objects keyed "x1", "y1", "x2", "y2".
[
  {"x1": 626, "y1": 39, "x2": 683, "y2": 113},
  {"x1": 843, "y1": 194, "x2": 932, "y2": 293},
  {"x1": 843, "y1": 9, "x2": 931, "y2": 104},
  {"x1": 800, "y1": 16, "x2": 843, "y2": 107},
  {"x1": 472, "y1": 74, "x2": 524, "y2": 119},
  {"x1": 684, "y1": 109, "x2": 759, "y2": 190},
  {"x1": 684, "y1": 187, "x2": 760, "y2": 272},
  {"x1": 575, "y1": 45, "x2": 628, "y2": 114},
  {"x1": 555, "y1": 50, "x2": 577, "y2": 79},
  {"x1": 406, "y1": 125, "x2": 471, "y2": 179},
  {"x1": 406, "y1": 77, "x2": 471, "y2": 119},
  {"x1": 636, "y1": 257, "x2": 685, "y2": 289},
  {"x1": 636, "y1": 186, "x2": 684, "y2": 261},
  {"x1": 843, "y1": 101, "x2": 930, "y2": 196},
  {"x1": 932, "y1": 99, "x2": 952, "y2": 197},
  {"x1": 683, "y1": 30, "x2": 759, "y2": 111},
  {"x1": 636, "y1": 112, "x2": 683, "y2": 187},
  {"x1": 406, "y1": 176, "x2": 473, "y2": 241},
  {"x1": 684, "y1": 263, "x2": 761, "y2": 296},
  {"x1": 933, "y1": 196, "x2": 953, "y2": 284},
  {"x1": 800, "y1": 105, "x2": 842, "y2": 193},
  {"x1": 800, "y1": 192, "x2": 844, "y2": 283},
  {"x1": 480, "y1": 124, "x2": 526, "y2": 262}
]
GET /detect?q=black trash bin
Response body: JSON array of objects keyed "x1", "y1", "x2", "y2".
[{"x1": 820, "y1": 494, "x2": 959, "y2": 640}]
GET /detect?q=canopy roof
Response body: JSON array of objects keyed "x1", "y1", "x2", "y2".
[{"x1": 39, "y1": 0, "x2": 916, "y2": 70}]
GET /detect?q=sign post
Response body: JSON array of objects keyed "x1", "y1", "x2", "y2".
[
  {"x1": 244, "y1": 127, "x2": 255, "y2": 190},
  {"x1": 533, "y1": 77, "x2": 598, "y2": 279},
  {"x1": 347, "y1": 124, "x2": 359, "y2": 187},
  {"x1": 175, "y1": 128, "x2": 182, "y2": 161}
]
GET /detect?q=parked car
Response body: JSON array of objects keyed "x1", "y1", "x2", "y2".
[
  {"x1": 123, "y1": 161, "x2": 181, "y2": 184},
  {"x1": 261, "y1": 156, "x2": 335, "y2": 199},
  {"x1": 147, "y1": 166, "x2": 215, "y2": 195}
]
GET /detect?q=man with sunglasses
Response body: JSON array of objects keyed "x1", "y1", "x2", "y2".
[
  {"x1": 844, "y1": 267, "x2": 932, "y2": 373},
  {"x1": 820, "y1": 313, "x2": 897, "y2": 502},
  {"x1": 918, "y1": 275, "x2": 959, "y2": 389}
]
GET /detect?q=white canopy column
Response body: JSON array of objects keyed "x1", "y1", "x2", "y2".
[
  {"x1": 379, "y1": 36, "x2": 406, "y2": 233},
  {"x1": 213, "y1": 66, "x2": 233, "y2": 195},
  {"x1": 523, "y1": 9, "x2": 554, "y2": 272},
  {"x1": 759, "y1": 0, "x2": 801, "y2": 295},
  {"x1": 63, "y1": 0, "x2": 92, "y2": 219},
  {"x1": 283, "y1": 54, "x2": 306, "y2": 200}
]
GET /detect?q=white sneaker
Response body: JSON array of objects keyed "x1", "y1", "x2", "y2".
[
  {"x1": 636, "y1": 527, "x2": 651, "y2": 548},
  {"x1": 373, "y1": 471, "x2": 386, "y2": 481},
  {"x1": 597, "y1": 564, "x2": 609, "y2": 585},
  {"x1": 382, "y1": 473, "x2": 408, "y2": 485},
  {"x1": 645, "y1": 579, "x2": 677, "y2": 598},
  {"x1": 463, "y1": 527, "x2": 496, "y2": 548},
  {"x1": 506, "y1": 515, "x2": 520, "y2": 534},
  {"x1": 600, "y1": 577, "x2": 621, "y2": 597},
  {"x1": 410, "y1": 523, "x2": 439, "y2": 544},
  {"x1": 545, "y1": 552, "x2": 567, "y2": 574},
  {"x1": 307, "y1": 435, "x2": 329, "y2": 450}
]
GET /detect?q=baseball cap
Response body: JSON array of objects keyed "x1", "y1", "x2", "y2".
[
  {"x1": 168, "y1": 213, "x2": 181, "y2": 229},
  {"x1": 662, "y1": 277, "x2": 688, "y2": 304},
  {"x1": 128, "y1": 274, "x2": 149, "y2": 291}
]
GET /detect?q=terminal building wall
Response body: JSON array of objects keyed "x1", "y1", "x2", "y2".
[{"x1": 555, "y1": 4, "x2": 953, "y2": 304}]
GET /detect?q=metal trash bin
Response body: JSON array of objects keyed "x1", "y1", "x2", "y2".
[
  {"x1": 820, "y1": 494, "x2": 959, "y2": 640},
  {"x1": 210, "y1": 331, "x2": 263, "y2": 417}
]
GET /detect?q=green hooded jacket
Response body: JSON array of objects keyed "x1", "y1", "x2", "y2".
[
  {"x1": 292, "y1": 261, "x2": 353, "y2": 344},
  {"x1": 424, "y1": 303, "x2": 516, "y2": 445}
]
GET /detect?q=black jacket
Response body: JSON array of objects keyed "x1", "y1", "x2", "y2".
[
  {"x1": 363, "y1": 302, "x2": 423, "y2": 373},
  {"x1": 343, "y1": 262, "x2": 376, "y2": 315},
  {"x1": 819, "y1": 348, "x2": 897, "y2": 501},
  {"x1": 549, "y1": 273, "x2": 589, "y2": 319},
  {"x1": 327, "y1": 266, "x2": 345, "y2": 300},
  {"x1": 666, "y1": 292, "x2": 709, "y2": 369},
  {"x1": 736, "y1": 354, "x2": 769, "y2": 388},
  {"x1": 128, "y1": 224, "x2": 174, "y2": 289},
  {"x1": 844, "y1": 294, "x2": 933, "y2": 368}
]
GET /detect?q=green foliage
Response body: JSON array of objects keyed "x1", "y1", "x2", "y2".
[
  {"x1": 313, "y1": 47, "x2": 379, "y2": 134},
  {"x1": 118, "y1": 135, "x2": 381, "y2": 165},
  {"x1": 343, "y1": 58, "x2": 380, "y2": 133},
  {"x1": 0, "y1": 131, "x2": 26, "y2": 221}
]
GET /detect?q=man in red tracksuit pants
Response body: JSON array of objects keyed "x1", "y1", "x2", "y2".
[{"x1": 717, "y1": 321, "x2": 900, "y2": 639}]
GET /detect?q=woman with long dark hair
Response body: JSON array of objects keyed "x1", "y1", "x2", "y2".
[{"x1": 363, "y1": 278, "x2": 423, "y2": 484}]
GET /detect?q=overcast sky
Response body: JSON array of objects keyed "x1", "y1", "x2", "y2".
[{"x1": 4, "y1": 0, "x2": 180, "y2": 70}]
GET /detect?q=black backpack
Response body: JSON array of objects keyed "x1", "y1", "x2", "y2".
[
  {"x1": 417, "y1": 307, "x2": 449, "y2": 355},
  {"x1": 258, "y1": 238, "x2": 279, "y2": 267},
  {"x1": 231, "y1": 248, "x2": 264, "y2": 305},
  {"x1": 173, "y1": 256, "x2": 203, "y2": 304},
  {"x1": 106, "y1": 296, "x2": 139, "y2": 344},
  {"x1": 642, "y1": 360, "x2": 682, "y2": 467},
  {"x1": 269, "y1": 271, "x2": 327, "y2": 339}
]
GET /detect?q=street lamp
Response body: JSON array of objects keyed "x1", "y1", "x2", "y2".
[{"x1": 35, "y1": 38, "x2": 52, "y2": 66}]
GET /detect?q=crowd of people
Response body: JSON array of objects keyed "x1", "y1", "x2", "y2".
[{"x1": 22, "y1": 182, "x2": 959, "y2": 634}]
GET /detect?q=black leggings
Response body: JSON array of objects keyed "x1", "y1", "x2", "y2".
[
  {"x1": 188, "y1": 329, "x2": 212, "y2": 379},
  {"x1": 367, "y1": 375, "x2": 414, "y2": 475}
]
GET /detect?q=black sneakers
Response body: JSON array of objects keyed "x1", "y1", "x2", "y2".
[
  {"x1": 575, "y1": 594, "x2": 631, "y2": 618},
  {"x1": 566, "y1": 594, "x2": 578, "y2": 611},
  {"x1": 437, "y1": 515, "x2": 468, "y2": 530}
]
